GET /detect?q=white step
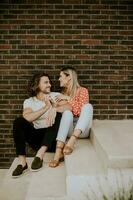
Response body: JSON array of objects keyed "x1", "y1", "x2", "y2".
[
  {"x1": 0, "y1": 154, "x2": 66, "y2": 200},
  {"x1": 1, "y1": 120, "x2": 133, "y2": 199},
  {"x1": 0, "y1": 158, "x2": 33, "y2": 200},
  {"x1": 0, "y1": 169, "x2": 8, "y2": 187},
  {"x1": 65, "y1": 139, "x2": 105, "y2": 199},
  {"x1": 25, "y1": 153, "x2": 66, "y2": 200},
  {"x1": 65, "y1": 139, "x2": 105, "y2": 176},
  {"x1": 91, "y1": 120, "x2": 133, "y2": 168},
  {"x1": 65, "y1": 138, "x2": 133, "y2": 199}
]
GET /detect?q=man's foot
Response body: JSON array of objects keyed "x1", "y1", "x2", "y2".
[
  {"x1": 31, "y1": 157, "x2": 43, "y2": 171},
  {"x1": 12, "y1": 163, "x2": 28, "y2": 178},
  {"x1": 49, "y1": 146, "x2": 64, "y2": 168},
  {"x1": 63, "y1": 134, "x2": 78, "y2": 155}
]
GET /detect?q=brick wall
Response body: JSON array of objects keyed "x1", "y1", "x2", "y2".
[{"x1": 0, "y1": 0, "x2": 133, "y2": 167}]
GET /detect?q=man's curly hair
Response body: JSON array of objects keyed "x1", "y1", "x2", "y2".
[{"x1": 28, "y1": 72, "x2": 50, "y2": 97}]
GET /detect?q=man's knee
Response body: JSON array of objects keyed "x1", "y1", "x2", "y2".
[{"x1": 13, "y1": 117, "x2": 26, "y2": 128}]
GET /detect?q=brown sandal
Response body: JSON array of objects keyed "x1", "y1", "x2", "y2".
[
  {"x1": 63, "y1": 134, "x2": 78, "y2": 155},
  {"x1": 49, "y1": 146, "x2": 64, "y2": 168}
]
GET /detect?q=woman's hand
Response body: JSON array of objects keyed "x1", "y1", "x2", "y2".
[
  {"x1": 55, "y1": 94, "x2": 70, "y2": 102},
  {"x1": 56, "y1": 100, "x2": 68, "y2": 106}
]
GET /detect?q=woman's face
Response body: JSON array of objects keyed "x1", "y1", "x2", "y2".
[{"x1": 59, "y1": 71, "x2": 70, "y2": 87}]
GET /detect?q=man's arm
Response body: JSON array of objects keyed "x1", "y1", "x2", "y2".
[
  {"x1": 23, "y1": 105, "x2": 50, "y2": 122},
  {"x1": 23, "y1": 96, "x2": 52, "y2": 122}
]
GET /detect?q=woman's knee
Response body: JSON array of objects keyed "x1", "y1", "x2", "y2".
[
  {"x1": 62, "y1": 110, "x2": 73, "y2": 120},
  {"x1": 81, "y1": 103, "x2": 93, "y2": 114}
]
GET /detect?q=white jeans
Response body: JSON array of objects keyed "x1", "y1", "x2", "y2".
[{"x1": 56, "y1": 103, "x2": 93, "y2": 143}]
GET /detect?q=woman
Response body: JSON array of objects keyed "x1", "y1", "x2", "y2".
[{"x1": 49, "y1": 67, "x2": 93, "y2": 168}]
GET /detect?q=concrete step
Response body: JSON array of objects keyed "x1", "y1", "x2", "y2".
[
  {"x1": 65, "y1": 139, "x2": 105, "y2": 199},
  {"x1": 0, "y1": 169, "x2": 8, "y2": 187},
  {"x1": 25, "y1": 153, "x2": 66, "y2": 200},
  {"x1": 0, "y1": 153, "x2": 66, "y2": 200},
  {"x1": 91, "y1": 120, "x2": 133, "y2": 168},
  {"x1": 2, "y1": 120, "x2": 133, "y2": 199},
  {"x1": 0, "y1": 157, "x2": 33, "y2": 200}
]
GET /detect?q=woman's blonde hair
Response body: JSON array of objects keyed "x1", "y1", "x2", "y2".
[{"x1": 61, "y1": 67, "x2": 80, "y2": 98}]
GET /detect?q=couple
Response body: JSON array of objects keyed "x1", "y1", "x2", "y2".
[{"x1": 12, "y1": 67, "x2": 93, "y2": 178}]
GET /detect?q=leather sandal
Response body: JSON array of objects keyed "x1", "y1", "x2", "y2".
[
  {"x1": 49, "y1": 146, "x2": 64, "y2": 168},
  {"x1": 63, "y1": 134, "x2": 78, "y2": 155}
]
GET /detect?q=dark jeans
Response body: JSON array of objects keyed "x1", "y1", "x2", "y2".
[{"x1": 13, "y1": 113, "x2": 62, "y2": 155}]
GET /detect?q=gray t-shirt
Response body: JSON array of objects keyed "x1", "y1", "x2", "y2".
[{"x1": 23, "y1": 92, "x2": 60, "y2": 129}]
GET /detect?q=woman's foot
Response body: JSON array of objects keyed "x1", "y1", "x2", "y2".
[
  {"x1": 63, "y1": 134, "x2": 78, "y2": 155},
  {"x1": 49, "y1": 146, "x2": 64, "y2": 168}
]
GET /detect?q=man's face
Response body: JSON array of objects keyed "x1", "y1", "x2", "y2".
[{"x1": 38, "y1": 76, "x2": 51, "y2": 94}]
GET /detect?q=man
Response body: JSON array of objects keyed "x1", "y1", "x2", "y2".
[{"x1": 12, "y1": 72, "x2": 62, "y2": 178}]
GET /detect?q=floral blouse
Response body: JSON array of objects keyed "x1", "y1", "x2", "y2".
[{"x1": 68, "y1": 87, "x2": 89, "y2": 117}]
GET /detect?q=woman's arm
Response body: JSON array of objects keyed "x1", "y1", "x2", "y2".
[
  {"x1": 55, "y1": 103, "x2": 72, "y2": 113},
  {"x1": 54, "y1": 97, "x2": 72, "y2": 113}
]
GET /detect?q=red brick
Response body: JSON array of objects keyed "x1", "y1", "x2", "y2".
[{"x1": 0, "y1": 0, "x2": 132, "y2": 167}]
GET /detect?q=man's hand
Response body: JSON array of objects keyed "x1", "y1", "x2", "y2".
[
  {"x1": 43, "y1": 95, "x2": 52, "y2": 109},
  {"x1": 46, "y1": 108, "x2": 57, "y2": 126},
  {"x1": 49, "y1": 96, "x2": 57, "y2": 108}
]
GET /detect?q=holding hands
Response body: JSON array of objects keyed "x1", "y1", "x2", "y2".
[
  {"x1": 54, "y1": 94, "x2": 72, "y2": 113},
  {"x1": 55, "y1": 94, "x2": 70, "y2": 102},
  {"x1": 43, "y1": 93, "x2": 71, "y2": 126},
  {"x1": 43, "y1": 95, "x2": 52, "y2": 109},
  {"x1": 46, "y1": 108, "x2": 57, "y2": 127},
  {"x1": 43, "y1": 95, "x2": 57, "y2": 126}
]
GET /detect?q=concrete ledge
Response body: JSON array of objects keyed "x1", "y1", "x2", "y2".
[
  {"x1": 25, "y1": 159, "x2": 66, "y2": 200},
  {"x1": 0, "y1": 154, "x2": 66, "y2": 200},
  {"x1": 91, "y1": 120, "x2": 133, "y2": 168},
  {"x1": 1, "y1": 120, "x2": 133, "y2": 199},
  {"x1": 65, "y1": 140, "x2": 105, "y2": 176},
  {"x1": 0, "y1": 158, "x2": 33, "y2": 200},
  {"x1": 65, "y1": 140, "x2": 105, "y2": 198}
]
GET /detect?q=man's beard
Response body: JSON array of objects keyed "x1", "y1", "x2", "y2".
[{"x1": 42, "y1": 88, "x2": 51, "y2": 94}]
